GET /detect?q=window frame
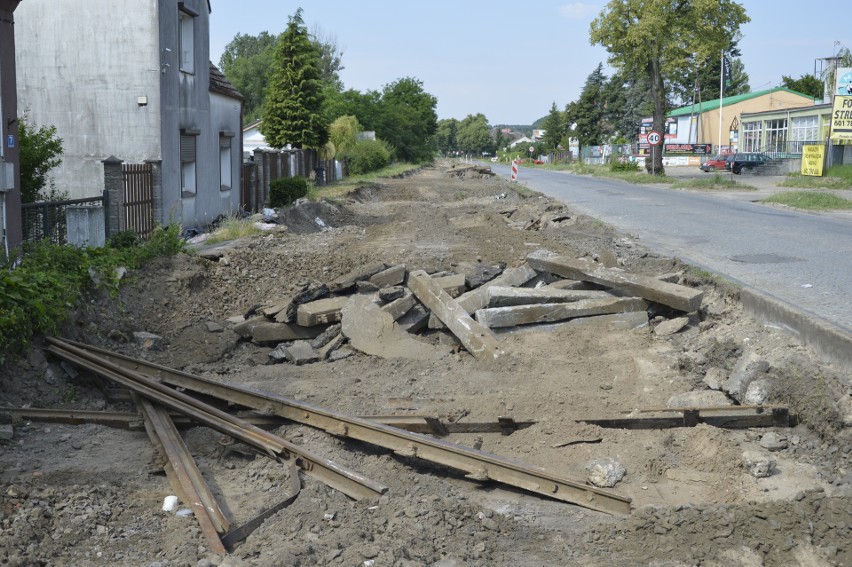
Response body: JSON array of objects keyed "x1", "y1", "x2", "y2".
[
  {"x1": 219, "y1": 132, "x2": 234, "y2": 192},
  {"x1": 178, "y1": 4, "x2": 197, "y2": 74},
  {"x1": 180, "y1": 129, "x2": 199, "y2": 198}
]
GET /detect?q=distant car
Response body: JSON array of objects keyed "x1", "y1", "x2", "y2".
[
  {"x1": 727, "y1": 152, "x2": 772, "y2": 174},
  {"x1": 490, "y1": 156, "x2": 499, "y2": 163},
  {"x1": 533, "y1": 159, "x2": 544, "y2": 165},
  {"x1": 700, "y1": 153, "x2": 733, "y2": 172}
]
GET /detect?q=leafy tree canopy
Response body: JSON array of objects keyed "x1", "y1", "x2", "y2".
[
  {"x1": 565, "y1": 63, "x2": 608, "y2": 148},
  {"x1": 591, "y1": 0, "x2": 750, "y2": 173},
  {"x1": 328, "y1": 115, "x2": 362, "y2": 154},
  {"x1": 434, "y1": 118, "x2": 459, "y2": 155},
  {"x1": 219, "y1": 32, "x2": 277, "y2": 123},
  {"x1": 374, "y1": 77, "x2": 438, "y2": 163},
  {"x1": 781, "y1": 73, "x2": 824, "y2": 99},
  {"x1": 540, "y1": 102, "x2": 565, "y2": 151},
  {"x1": 261, "y1": 9, "x2": 328, "y2": 149},
  {"x1": 18, "y1": 114, "x2": 64, "y2": 203},
  {"x1": 456, "y1": 114, "x2": 493, "y2": 155}
]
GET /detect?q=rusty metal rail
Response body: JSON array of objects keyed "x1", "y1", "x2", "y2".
[
  {"x1": 45, "y1": 338, "x2": 387, "y2": 501},
  {"x1": 48, "y1": 338, "x2": 631, "y2": 515}
]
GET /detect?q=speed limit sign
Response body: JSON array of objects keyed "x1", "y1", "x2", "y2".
[{"x1": 647, "y1": 130, "x2": 662, "y2": 146}]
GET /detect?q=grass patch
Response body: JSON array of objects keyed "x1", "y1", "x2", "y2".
[
  {"x1": 205, "y1": 214, "x2": 265, "y2": 244},
  {"x1": 781, "y1": 172, "x2": 852, "y2": 190},
  {"x1": 550, "y1": 162, "x2": 675, "y2": 184},
  {"x1": 762, "y1": 191, "x2": 852, "y2": 210},
  {"x1": 673, "y1": 173, "x2": 756, "y2": 191}
]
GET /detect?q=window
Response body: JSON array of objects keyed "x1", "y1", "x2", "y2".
[
  {"x1": 178, "y1": 5, "x2": 196, "y2": 74},
  {"x1": 791, "y1": 115, "x2": 818, "y2": 153},
  {"x1": 180, "y1": 132, "x2": 197, "y2": 197},
  {"x1": 742, "y1": 121, "x2": 762, "y2": 152},
  {"x1": 764, "y1": 118, "x2": 787, "y2": 155},
  {"x1": 219, "y1": 133, "x2": 233, "y2": 191}
]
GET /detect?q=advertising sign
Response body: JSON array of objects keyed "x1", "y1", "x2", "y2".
[
  {"x1": 835, "y1": 67, "x2": 852, "y2": 96},
  {"x1": 640, "y1": 117, "x2": 677, "y2": 139},
  {"x1": 800, "y1": 145, "x2": 825, "y2": 177},
  {"x1": 664, "y1": 143, "x2": 712, "y2": 155},
  {"x1": 829, "y1": 96, "x2": 852, "y2": 142}
]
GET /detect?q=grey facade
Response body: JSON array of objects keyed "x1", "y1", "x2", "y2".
[
  {"x1": 15, "y1": 0, "x2": 243, "y2": 230},
  {"x1": 0, "y1": 0, "x2": 22, "y2": 257}
]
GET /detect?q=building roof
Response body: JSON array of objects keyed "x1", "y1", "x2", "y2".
[
  {"x1": 668, "y1": 87, "x2": 816, "y2": 117},
  {"x1": 209, "y1": 62, "x2": 244, "y2": 101}
]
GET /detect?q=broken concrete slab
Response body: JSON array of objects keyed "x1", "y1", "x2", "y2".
[
  {"x1": 455, "y1": 261, "x2": 505, "y2": 289},
  {"x1": 369, "y1": 264, "x2": 406, "y2": 288},
  {"x1": 265, "y1": 283, "x2": 330, "y2": 323},
  {"x1": 485, "y1": 286, "x2": 612, "y2": 308},
  {"x1": 234, "y1": 317, "x2": 326, "y2": 343},
  {"x1": 395, "y1": 304, "x2": 429, "y2": 334},
  {"x1": 381, "y1": 291, "x2": 417, "y2": 321},
  {"x1": 378, "y1": 286, "x2": 406, "y2": 303},
  {"x1": 318, "y1": 333, "x2": 346, "y2": 360},
  {"x1": 455, "y1": 263, "x2": 538, "y2": 314},
  {"x1": 407, "y1": 270, "x2": 503, "y2": 361},
  {"x1": 475, "y1": 297, "x2": 647, "y2": 329},
  {"x1": 431, "y1": 273, "x2": 466, "y2": 298},
  {"x1": 527, "y1": 250, "x2": 703, "y2": 312},
  {"x1": 341, "y1": 295, "x2": 450, "y2": 360},
  {"x1": 283, "y1": 341, "x2": 321, "y2": 366},
  {"x1": 744, "y1": 377, "x2": 773, "y2": 405},
  {"x1": 653, "y1": 316, "x2": 690, "y2": 337},
  {"x1": 327, "y1": 262, "x2": 388, "y2": 293},
  {"x1": 296, "y1": 296, "x2": 350, "y2": 327},
  {"x1": 723, "y1": 350, "x2": 770, "y2": 403},
  {"x1": 310, "y1": 323, "x2": 342, "y2": 350}
]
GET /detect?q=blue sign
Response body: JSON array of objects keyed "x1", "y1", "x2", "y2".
[{"x1": 6, "y1": 135, "x2": 13, "y2": 149}]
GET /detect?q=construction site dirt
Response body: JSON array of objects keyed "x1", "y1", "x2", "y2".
[{"x1": 1, "y1": 161, "x2": 850, "y2": 566}]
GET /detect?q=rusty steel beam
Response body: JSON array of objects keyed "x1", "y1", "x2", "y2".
[
  {"x1": 45, "y1": 339, "x2": 387, "y2": 501},
  {"x1": 49, "y1": 338, "x2": 631, "y2": 515},
  {"x1": 135, "y1": 395, "x2": 228, "y2": 554}
]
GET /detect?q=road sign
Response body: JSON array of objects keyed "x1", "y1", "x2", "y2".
[
  {"x1": 647, "y1": 131, "x2": 662, "y2": 146},
  {"x1": 529, "y1": 146, "x2": 534, "y2": 153}
]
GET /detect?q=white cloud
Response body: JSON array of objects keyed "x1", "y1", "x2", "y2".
[{"x1": 557, "y1": 2, "x2": 599, "y2": 21}]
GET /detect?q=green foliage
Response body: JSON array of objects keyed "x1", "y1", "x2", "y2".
[
  {"x1": 375, "y1": 77, "x2": 438, "y2": 163},
  {"x1": 106, "y1": 230, "x2": 142, "y2": 249},
  {"x1": 763, "y1": 191, "x2": 852, "y2": 210},
  {"x1": 0, "y1": 225, "x2": 184, "y2": 364},
  {"x1": 566, "y1": 63, "x2": 607, "y2": 148},
  {"x1": 540, "y1": 103, "x2": 565, "y2": 151},
  {"x1": 328, "y1": 115, "x2": 362, "y2": 154},
  {"x1": 456, "y1": 114, "x2": 493, "y2": 156},
  {"x1": 343, "y1": 139, "x2": 391, "y2": 175},
  {"x1": 261, "y1": 9, "x2": 328, "y2": 149},
  {"x1": 18, "y1": 114, "x2": 64, "y2": 203},
  {"x1": 269, "y1": 176, "x2": 309, "y2": 207},
  {"x1": 219, "y1": 32, "x2": 278, "y2": 123},
  {"x1": 434, "y1": 118, "x2": 459, "y2": 155},
  {"x1": 609, "y1": 159, "x2": 640, "y2": 172},
  {"x1": 781, "y1": 74, "x2": 824, "y2": 99}
]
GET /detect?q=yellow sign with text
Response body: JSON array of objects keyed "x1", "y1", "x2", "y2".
[
  {"x1": 830, "y1": 95, "x2": 852, "y2": 142},
  {"x1": 800, "y1": 145, "x2": 825, "y2": 177}
]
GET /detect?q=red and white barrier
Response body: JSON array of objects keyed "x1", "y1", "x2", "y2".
[{"x1": 510, "y1": 160, "x2": 518, "y2": 182}]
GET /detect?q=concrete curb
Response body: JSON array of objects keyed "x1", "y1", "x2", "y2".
[{"x1": 740, "y1": 287, "x2": 852, "y2": 371}]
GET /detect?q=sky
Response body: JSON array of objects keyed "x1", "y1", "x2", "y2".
[{"x1": 209, "y1": 1, "x2": 851, "y2": 126}]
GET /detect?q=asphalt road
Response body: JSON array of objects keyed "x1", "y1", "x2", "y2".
[{"x1": 492, "y1": 164, "x2": 852, "y2": 334}]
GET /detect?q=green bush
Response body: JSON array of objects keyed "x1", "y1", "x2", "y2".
[
  {"x1": 269, "y1": 176, "x2": 309, "y2": 207},
  {"x1": 610, "y1": 159, "x2": 640, "y2": 172},
  {"x1": 343, "y1": 139, "x2": 391, "y2": 175},
  {"x1": 0, "y1": 224, "x2": 184, "y2": 364}
]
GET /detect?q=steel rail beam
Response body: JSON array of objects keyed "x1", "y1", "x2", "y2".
[
  {"x1": 46, "y1": 340, "x2": 386, "y2": 501},
  {"x1": 135, "y1": 395, "x2": 229, "y2": 553},
  {"x1": 49, "y1": 338, "x2": 631, "y2": 515}
]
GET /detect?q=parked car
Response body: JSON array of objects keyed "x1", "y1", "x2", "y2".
[
  {"x1": 490, "y1": 156, "x2": 499, "y2": 163},
  {"x1": 699, "y1": 153, "x2": 733, "y2": 172},
  {"x1": 726, "y1": 152, "x2": 772, "y2": 174}
]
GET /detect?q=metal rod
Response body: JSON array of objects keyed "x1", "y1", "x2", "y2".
[{"x1": 48, "y1": 338, "x2": 630, "y2": 515}]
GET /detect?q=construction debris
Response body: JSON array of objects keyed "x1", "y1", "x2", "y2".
[
  {"x1": 446, "y1": 164, "x2": 496, "y2": 178},
  {"x1": 578, "y1": 405, "x2": 795, "y2": 429}
]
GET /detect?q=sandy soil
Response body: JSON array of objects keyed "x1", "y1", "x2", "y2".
[{"x1": 1, "y1": 161, "x2": 850, "y2": 566}]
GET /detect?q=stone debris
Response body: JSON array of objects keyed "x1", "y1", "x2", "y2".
[
  {"x1": 759, "y1": 432, "x2": 789, "y2": 452},
  {"x1": 228, "y1": 256, "x2": 703, "y2": 365},
  {"x1": 586, "y1": 457, "x2": 627, "y2": 488},
  {"x1": 133, "y1": 331, "x2": 165, "y2": 351},
  {"x1": 742, "y1": 450, "x2": 776, "y2": 478},
  {"x1": 724, "y1": 350, "x2": 770, "y2": 403}
]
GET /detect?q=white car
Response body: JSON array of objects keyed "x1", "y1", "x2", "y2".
[{"x1": 490, "y1": 156, "x2": 499, "y2": 163}]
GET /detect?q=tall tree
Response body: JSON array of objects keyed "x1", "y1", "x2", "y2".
[
  {"x1": 18, "y1": 114, "x2": 64, "y2": 203},
  {"x1": 219, "y1": 32, "x2": 277, "y2": 122},
  {"x1": 434, "y1": 118, "x2": 459, "y2": 156},
  {"x1": 456, "y1": 114, "x2": 492, "y2": 156},
  {"x1": 375, "y1": 77, "x2": 438, "y2": 163},
  {"x1": 591, "y1": 0, "x2": 749, "y2": 174},
  {"x1": 328, "y1": 115, "x2": 361, "y2": 155},
  {"x1": 261, "y1": 9, "x2": 328, "y2": 149},
  {"x1": 540, "y1": 102, "x2": 566, "y2": 151},
  {"x1": 601, "y1": 70, "x2": 653, "y2": 141},
  {"x1": 565, "y1": 64, "x2": 608, "y2": 149},
  {"x1": 782, "y1": 74, "x2": 824, "y2": 99}
]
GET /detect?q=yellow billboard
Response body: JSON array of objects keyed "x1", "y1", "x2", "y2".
[
  {"x1": 830, "y1": 95, "x2": 852, "y2": 142},
  {"x1": 800, "y1": 145, "x2": 825, "y2": 177}
]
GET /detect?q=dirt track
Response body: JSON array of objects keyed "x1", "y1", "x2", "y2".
[{"x1": 1, "y1": 161, "x2": 850, "y2": 566}]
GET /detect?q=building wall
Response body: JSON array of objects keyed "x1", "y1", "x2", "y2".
[
  {"x1": 0, "y1": 0, "x2": 22, "y2": 255},
  {"x1": 694, "y1": 91, "x2": 816, "y2": 150},
  {"x1": 209, "y1": 90, "x2": 242, "y2": 217},
  {"x1": 15, "y1": 0, "x2": 162, "y2": 200}
]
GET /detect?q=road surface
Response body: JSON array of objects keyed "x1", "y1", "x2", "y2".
[{"x1": 493, "y1": 164, "x2": 852, "y2": 334}]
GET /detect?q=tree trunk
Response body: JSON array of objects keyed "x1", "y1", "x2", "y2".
[{"x1": 646, "y1": 57, "x2": 666, "y2": 175}]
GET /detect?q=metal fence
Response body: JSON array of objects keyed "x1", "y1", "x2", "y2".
[{"x1": 21, "y1": 196, "x2": 105, "y2": 246}]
